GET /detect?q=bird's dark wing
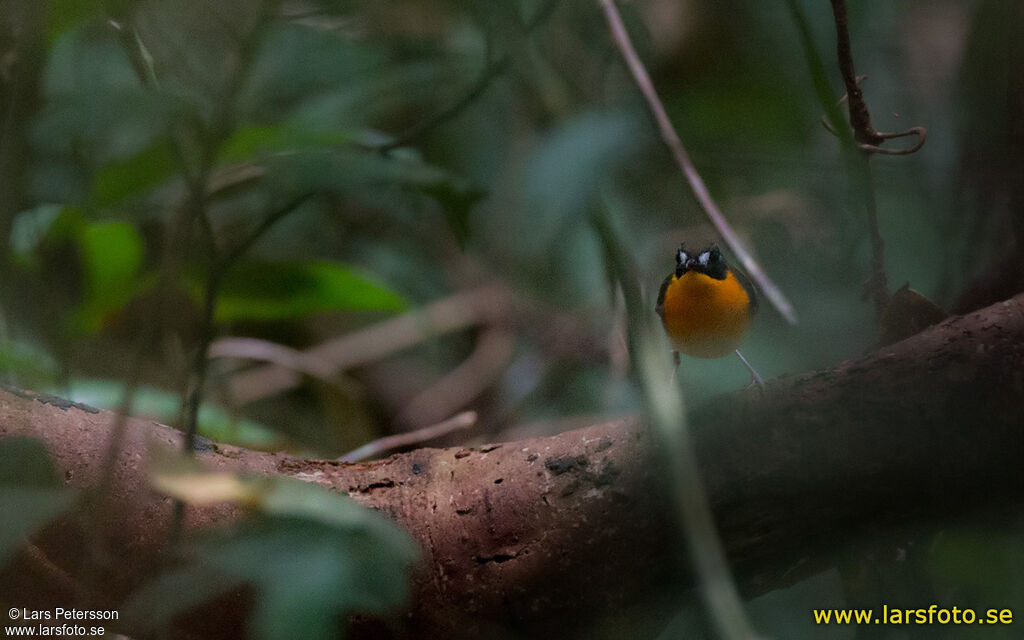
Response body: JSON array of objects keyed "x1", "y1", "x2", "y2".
[
  {"x1": 655, "y1": 273, "x2": 673, "y2": 320},
  {"x1": 729, "y1": 261, "x2": 760, "y2": 316}
]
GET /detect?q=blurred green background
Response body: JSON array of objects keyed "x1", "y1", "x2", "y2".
[{"x1": 1, "y1": 0, "x2": 1022, "y2": 638}]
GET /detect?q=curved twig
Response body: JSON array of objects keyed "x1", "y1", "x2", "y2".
[
  {"x1": 337, "y1": 411, "x2": 478, "y2": 462},
  {"x1": 224, "y1": 287, "x2": 510, "y2": 404},
  {"x1": 859, "y1": 126, "x2": 926, "y2": 155},
  {"x1": 598, "y1": 0, "x2": 797, "y2": 326},
  {"x1": 819, "y1": 76, "x2": 927, "y2": 156},
  {"x1": 396, "y1": 328, "x2": 514, "y2": 428}
]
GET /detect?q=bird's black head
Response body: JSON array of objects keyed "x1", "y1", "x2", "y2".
[{"x1": 675, "y1": 244, "x2": 728, "y2": 280}]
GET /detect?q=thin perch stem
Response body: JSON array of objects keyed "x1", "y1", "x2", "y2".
[
  {"x1": 826, "y1": 0, "x2": 895, "y2": 317},
  {"x1": 859, "y1": 158, "x2": 889, "y2": 317},
  {"x1": 598, "y1": 0, "x2": 797, "y2": 326},
  {"x1": 734, "y1": 349, "x2": 764, "y2": 389},
  {"x1": 829, "y1": 0, "x2": 881, "y2": 146}
]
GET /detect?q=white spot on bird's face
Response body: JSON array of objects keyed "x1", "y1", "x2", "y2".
[
  {"x1": 698, "y1": 251, "x2": 710, "y2": 266},
  {"x1": 677, "y1": 249, "x2": 689, "y2": 265}
]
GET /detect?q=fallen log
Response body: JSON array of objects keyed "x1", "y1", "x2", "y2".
[{"x1": 1, "y1": 293, "x2": 1022, "y2": 638}]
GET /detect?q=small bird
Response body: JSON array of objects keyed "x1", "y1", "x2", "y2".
[{"x1": 655, "y1": 244, "x2": 764, "y2": 387}]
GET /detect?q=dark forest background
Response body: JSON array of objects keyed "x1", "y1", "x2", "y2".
[{"x1": 1, "y1": 0, "x2": 1022, "y2": 638}]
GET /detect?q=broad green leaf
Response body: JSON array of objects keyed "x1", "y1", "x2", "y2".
[
  {"x1": 0, "y1": 488, "x2": 79, "y2": 567},
  {"x1": 501, "y1": 110, "x2": 643, "y2": 304},
  {"x1": 218, "y1": 125, "x2": 353, "y2": 164},
  {"x1": 46, "y1": 1, "x2": 134, "y2": 42},
  {"x1": 265, "y1": 148, "x2": 479, "y2": 199},
  {"x1": 71, "y1": 222, "x2": 145, "y2": 333},
  {"x1": 207, "y1": 517, "x2": 417, "y2": 640},
  {"x1": 121, "y1": 564, "x2": 244, "y2": 631},
  {"x1": 259, "y1": 478, "x2": 413, "y2": 552},
  {"x1": 261, "y1": 148, "x2": 484, "y2": 243},
  {"x1": 46, "y1": 1, "x2": 104, "y2": 43},
  {"x1": 80, "y1": 222, "x2": 143, "y2": 303},
  {"x1": 238, "y1": 23, "x2": 386, "y2": 124},
  {"x1": 0, "y1": 437, "x2": 60, "y2": 486},
  {"x1": 91, "y1": 140, "x2": 178, "y2": 206},
  {"x1": 215, "y1": 260, "x2": 406, "y2": 323},
  {"x1": 0, "y1": 438, "x2": 77, "y2": 566},
  {"x1": 133, "y1": 467, "x2": 418, "y2": 640},
  {"x1": 522, "y1": 110, "x2": 643, "y2": 246},
  {"x1": 37, "y1": 25, "x2": 173, "y2": 165}
]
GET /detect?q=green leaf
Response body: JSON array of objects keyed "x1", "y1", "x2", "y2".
[
  {"x1": 238, "y1": 23, "x2": 386, "y2": 124},
  {"x1": 70, "y1": 222, "x2": 145, "y2": 333},
  {"x1": 267, "y1": 147, "x2": 466, "y2": 192},
  {"x1": 259, "y1": 147, "x2": 484, "y2": 232},
  {"x1": 0, "y1": 437, "x2": 60, "y2": 487},
  {"x1": 133, "y1": 469, "x2": 418, "y2": 640},
  {"x1": 37, "y1": 25, "x2": 173, "y2": 165},
  {"x1": 0, "y1": 488, "x2": 79, "y2": 567},
  {"x1": 497, "y1": 111, "x2": 640, "y2": 304},
  {"x1": 258, "y1": 479, "x2": 414, "y2": 553},
  {"x1": 523, "y1": 110, "x2": 644, "y2": 245},
  {"x1": 121, "y1": 564, "x2": 244, "y2": 631},
  {"x1": 92, "y1": 140, "x2": 178, "y2": 206},
  {"x1": 208, "y1": 517, "x2": 416, "y2": 640},
  {"x1": 45, "y1": 1, "x2": 104, "y2": 43},
  {"x1": 0, "y1": 438, "x2": 77, "y2": 567},
  {"x1": 218, "y1": 125, "x2": 353, "y2": 164},
  {"x1": 215, "y1": 260, "x2": 406, "y2": 323}
]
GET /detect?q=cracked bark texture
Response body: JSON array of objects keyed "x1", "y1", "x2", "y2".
[{"x1": 1, "y1": 294, "x2": 1023, "y2": 638}]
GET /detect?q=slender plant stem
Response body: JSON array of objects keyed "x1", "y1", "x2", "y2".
[
  {"x1": 591, "y1": 201, "x2": 759, "y2": 640},
  {"x1": 218, "y1": 192, "x2": 314, "y2": 268},
  {"x1": 858, "y1": 157, "x2": 889, "y2": 316},
  {"x1": 829, "y1": 0, "x2": 882, "y2": 146},
  {"x1": 597, "y1": 0, "x2": 797, "y2": 325},
  {"x1": 175, "y1": 2, "x2": 280, "y2": 454},
  {"x1": 826, "y1": 0, "x2": 891, "y2": 316}
]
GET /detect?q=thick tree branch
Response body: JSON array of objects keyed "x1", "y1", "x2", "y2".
[{"x1": 2, "y1": 294, "x2": 1024, "y2": 637}]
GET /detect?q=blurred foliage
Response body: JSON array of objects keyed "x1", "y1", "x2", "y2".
[
  {"x1": 214, "y1": 260, "x2": 406, "y2": 322},
  {"x1": 0, "y1": 438, "x2": 77, "y2": 567},
  {"x1": 129, "y1": 454, "x2": 417, "y2": 640},
  {"x1": 0, "y1": 0, "x2": 1022, "y2": 637},
  {"x1": 67, "y1": 380, "x2": 284, "y2": 449}
]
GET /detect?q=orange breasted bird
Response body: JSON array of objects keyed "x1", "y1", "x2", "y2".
[{"x1": 655, "y1": 244, "x2": 764, "y2": 387}]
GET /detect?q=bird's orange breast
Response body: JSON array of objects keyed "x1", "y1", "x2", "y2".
[{"x1": 661, "y1": 270, "x2": 752, "y2": 358}]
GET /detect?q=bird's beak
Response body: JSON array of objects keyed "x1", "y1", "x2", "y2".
[{"x1": 676, "y1": 257, "x2": 695, "y2": 277}]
